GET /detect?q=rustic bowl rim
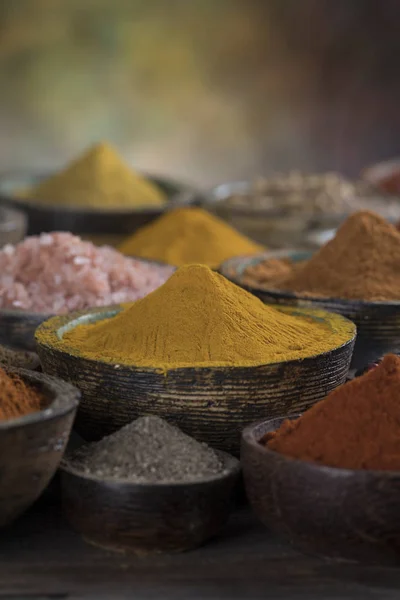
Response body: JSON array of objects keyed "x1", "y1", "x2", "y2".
[
  {"x1": 220, "y1": 250, "x2": 400, "y2": 308},
  {"x1": 35, "y1": 303, "x2": 356, "y2": 372},
  {"x1": 242, "y1": 415, "x2": 400, "y2": 479},
  {"x1": 0, "y1": 170, "x2": 199, "y2": 215},
  {"x1": 0, "y1": 367, "x2": 80, "y2": 430},
  {"x1": 0, "y1": 204, "x2": 27, "y2": 233},
  {"x1": 60, "y1": 448, "x2": 241, "y2": 488}
]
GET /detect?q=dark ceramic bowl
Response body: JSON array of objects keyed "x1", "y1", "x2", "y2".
[
  {"x1": 0, "y1": 258, "x2": 174, "y2": 352},
  {"x1": 242, "y1": 416, "x2": 400, "y2": 565},
  {"x1": 60, "y1": 450, "x2": 240, "y2": 554},
  {"x1": 35, "y1": 304, "x2": 355, "y2": 455},
  {"x1": 0, "y1": 171, "x2": 198, "y2": 237},
  {"x1": 0, "y1": 367, "x2": 79, "y2": 526},
  {"x1": 220, "y1": 250, "x2": 400, "y2": 370},
  {"x1": 0, "y1": 344, "x2": 41, "y2": 370},
  {"x1": 0, "y1": 205, "x2": 27, "y2": 247}
]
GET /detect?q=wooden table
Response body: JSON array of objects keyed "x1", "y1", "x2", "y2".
[{"x1": 0, "y1": 498, "x2": 399, "y2": 600}]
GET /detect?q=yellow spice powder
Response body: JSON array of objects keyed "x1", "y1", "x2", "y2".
[
  {"x1": 28, "y1": 142, "x2": 166, "y2": 210},
  {"x1": 58, "y1": 265, "x2": 355, "y2": 370},
  {"x1": 118, "y1": 207, "x2": 264, "y2": 267}
]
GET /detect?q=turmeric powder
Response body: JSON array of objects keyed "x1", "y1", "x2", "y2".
[
  {"x1": 118, "y1": 207, "x2": 264, "y2": 267},
  {"x1": 58, "y1": 265, "x2": 355, "y2": 369},
  {"x1": 28, "y1": 142, "x2": 166, "y2": 210}
]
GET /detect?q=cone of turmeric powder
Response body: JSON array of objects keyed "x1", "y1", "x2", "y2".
[
  {"x1": 118, "y1": 207, "x2": 264, "y2": 267},
  {"x1": 28, "y1": 142, "x2": 166, "y2": 210}
]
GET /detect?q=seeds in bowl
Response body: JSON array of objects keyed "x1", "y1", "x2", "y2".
[
  {"x1": 66, "y1": 416, "x2": 227, "y2": 483},
  {"x1": 0, "y1": 232, "x2": 174, "y2": 314}
]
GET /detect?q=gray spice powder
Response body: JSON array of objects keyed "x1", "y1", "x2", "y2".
[{"x1": 68, "y1": 416, "x2": 226, "y2": 483}]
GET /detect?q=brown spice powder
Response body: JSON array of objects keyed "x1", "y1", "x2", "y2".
[{"x1": 0, "y1": 368, "x2": 44, "y2": 421}]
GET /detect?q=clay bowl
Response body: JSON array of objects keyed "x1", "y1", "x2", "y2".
[
  {"x1": 220, "y1": 250, "x2": 400, "y2": 370},
  {"x1": 35, "y1": 304, "x2": 355, "y2": 455},
  {"x1": 242, "y1": 416, "x2": 400, "y2": 565},
  {"x1": 0, "y1": 367, "x2": 79, "y2": 527},
  {"x1": 60, "y1": 450, "x2": 240, "y2": 554},
  {"x1": 0, "y1": 171, "x2": 198, "y2": 238},
  {"x1": 0, "y1": 258, "x2": 174, "y2": 352}
]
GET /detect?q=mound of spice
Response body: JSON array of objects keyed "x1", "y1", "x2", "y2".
[
  {"x1": 245, "y1": 211, "x2": 400, "y2": 301},
  {"x1": 0, "y1": 345, "x2": 40, "y2": 370},
  {"x1": 28, "y1": 142, "x2": 166, "y2": 209},
  {"x1": 0, "y1": 232, "x2": 173, "y2": 313},
  {"x1": 67, "y1": 416, "x2": 226, "y2": 483},
  {"x1": 265, "y1": 354, "x2": 400, "y2": 471},
  {"x1": 59, "y1": 264, "x2": 353, "y2": 369},
  {"x1": 118, "y1": 207, "x2": 264, "y2": 267},
  {"x1": 0, "y1": 367, "x2": 43, "y2": 421},
  {"x1": 219, "y1": 171, "x2": 400, "y2": 218}
]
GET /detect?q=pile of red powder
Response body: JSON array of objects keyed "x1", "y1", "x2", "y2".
[{"x1": 0, "y1": 232, "x2": 174, "y2": 314}]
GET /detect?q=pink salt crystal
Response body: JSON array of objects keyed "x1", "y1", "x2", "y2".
[{"x1": 0, "y1": 232, "x2": 174, "y2": 314}]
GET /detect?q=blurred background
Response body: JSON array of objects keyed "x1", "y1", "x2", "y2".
[{"x1": 0, "y1": 0, "x2": 399, "y2": 186}]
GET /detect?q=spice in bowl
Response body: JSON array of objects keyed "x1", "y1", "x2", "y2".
[
  {"x1": 118, "y1": 207, "x2": 264, "y2": 267},
  {"x1": 0, "y1": 367, "x2": 44, "y2": 421},
  {"x1": 0, "y1": 232, "x2": 174, "y2": 314},
  {"x1": 66, "y1": 416, "x2": 227, "y2": 483},
  {"x1": 219, "y1": 171, "x2": 398, "y2": 217},
  {"x1": 58, "y1": 264, "x2": 353, "y2": 369},
  {"x1": 26, "y1": 142, "x2": 166, "y2": 210},
  {"x1": 264, "y1": 354, "x2": 400, "y2": 471},
  {"x1": 243, "y1": 211, "x2": 400, "y2": 301}
]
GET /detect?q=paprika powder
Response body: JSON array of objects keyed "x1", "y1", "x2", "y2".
[
  {"x1": 265, "y1": 354, "x2": 400, "y2": 471},
  {"x1": 0, "y1": 367, "x2": 44, "y2": 421}
]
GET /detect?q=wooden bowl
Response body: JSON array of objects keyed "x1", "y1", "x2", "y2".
[
  {"x1": 35, "y1": 305, "x2": 355, "y2": 455},
  {"x1": 0, "y1": 368, "x2": 79, "y2": 527},
  {"x1": 0, "y1": 171, "x2": 199, "y2": 237},
  {"x1": 220, "y1": 250, "x2": 400, "y2": 370},
  {"x1": 60, "y1": 450, "x2": 240, "y2": 554},
  {"x1": 242, "y1": 416, "x2": 400, "y2": 565}
]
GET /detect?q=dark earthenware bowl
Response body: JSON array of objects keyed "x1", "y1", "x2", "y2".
[
  {"x1": 0, "y1": 171, "x2": 199, "y2": 237},
  {"x1": 0, "y1": 344, "x2": 41, "y2": 370},
  {"x1": 0, "y1": 258, "x2": 174, "y2": 352},
  {"x1": 0, "y1": 205, "x2": 27, "y2": 247},
  {"x1": 220, "y1": 250, "x2": 400, "y2": 370},
  {"x1": 242, "y1": 416, "x2": 400, "y2": 565},
  {"x1": 60, "y1": 450, "x2": 240, "y2": 554},
  {"x1": 35, "y1": 304, "x2": 355, "y2": 455},
  {"x1": 0, "y1": 368, "x2": 79, "y2": 527}
]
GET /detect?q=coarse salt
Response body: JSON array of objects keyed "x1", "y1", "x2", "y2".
[{"x1": 0, "y1": 232, "x2": 174, "y2": 314}]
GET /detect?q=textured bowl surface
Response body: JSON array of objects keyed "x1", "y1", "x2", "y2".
[
  {"x1": 36, "y1": 304, "x2": 355, "y2": 455},
  {"x1": 60, "y1": 450, "x2": 240, "y2": 554},
  {"x1": 0, "y1": 309, "x2": 53, "y2": 352},
  {"x1": 220, "y1": 250, "x2": 400, "y2": 370},
  {"x1": 0, "y1": 367, "x2": 79, "y2": 527},
  {"x1": 0, "y1": 171, "x2": 198, "y2": 236},
  {"x1": 242, "y1": 416, "x2": 400, "y2": 565},
  {"x1": 0, "y1": 205, "x2": 27, "y2": 247}
]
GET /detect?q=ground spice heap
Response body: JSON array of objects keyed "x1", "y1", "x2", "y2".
[
  {"x1": 67, "y1": 416, "x2": 226, "y2": 483},
  {"x1": 0, "y1": 367, "x2": 43, "y2": 421},
  {"x1": 60, "y1": 264, "x2": 353, "y2": 369},
  {"x1": 28, "y1": 142, "x2": 166, "y2": 209},
  {"x1": 0, "y1": 232, "x2": 173, "y2": 313},
  {"x1": 118, "y1": 207, "x2": 263, "y2": 267},
  {"x1": 265, "y1": 354, "x2": 400, "y2": 471},
  {"x1": 251, "y1": 211, "x2": 400, "y2": 301}
]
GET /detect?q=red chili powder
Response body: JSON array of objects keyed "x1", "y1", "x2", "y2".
[
  {"x1": 0, "y1": 367, "x2": 44, "y2": 421},
  {"x1": 265, "y1": 354, "x2": 400, "y2": 471}
]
